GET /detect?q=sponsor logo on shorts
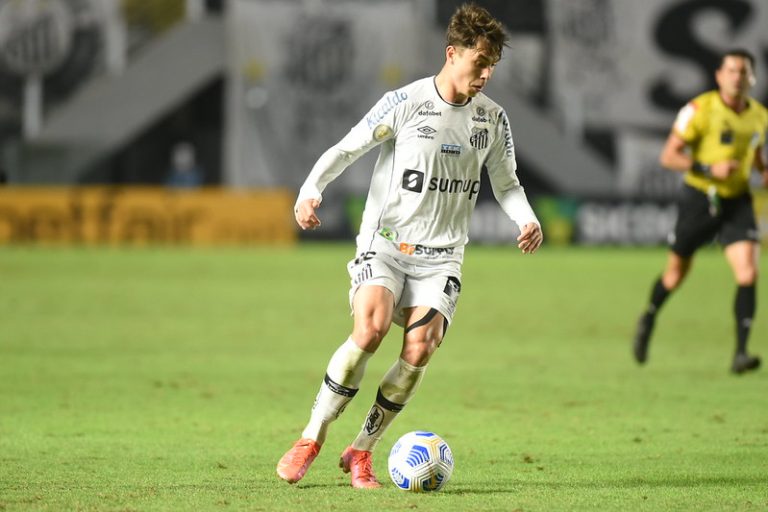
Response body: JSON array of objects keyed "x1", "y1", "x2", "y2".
[
  {"x1": 353, "y1": 251, "x2": 376, "y2": 265},
  {"x1": 353, "y1": 263, "x2": 373, "y2": 285},
  {"x1": 443, "y1": 276, "x2": 461, "y2": 317},
  {"x1": 443, "y1": 276, "x2": 461, "y2": 299},
  {"x1": 398, "y1": 242, "x2": 455, "y2": 259},
  {"x1": 355, "y1": 263, "x2": 373, "y2": 284}
]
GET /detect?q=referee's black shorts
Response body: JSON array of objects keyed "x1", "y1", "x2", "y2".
[{"x1": 669, "y1": 184, "x2": 759, "y2": 258}]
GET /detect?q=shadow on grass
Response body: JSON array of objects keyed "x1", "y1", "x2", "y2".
[
  {"x1": 271, "y1": 475, "x2": 766, "y2": 494},
  {"x1": 435, "y1": 475, "x2": 767, "y2": 496},
  {"x1": 521, "y1": 476, "x2": 763, "y2": 490}
]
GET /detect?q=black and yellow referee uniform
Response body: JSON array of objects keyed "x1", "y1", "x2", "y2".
[{"x1": 670, "y1": 90, "x2": 768, "y2": 257}]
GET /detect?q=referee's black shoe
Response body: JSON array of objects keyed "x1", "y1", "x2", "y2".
[
  {"x1": 731, "y1": 352, "x2": 761, "y2": 374},
  {"x1": 633, "y1": 314, "x2": 654, "y2": 364}
]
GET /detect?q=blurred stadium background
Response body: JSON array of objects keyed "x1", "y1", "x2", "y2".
[
  {"x1": 3, "y1": 3, "x2": 768, "y2": 509},
  {"x1": 0, "y1": 0, "x2": 766, "y2": 246}
]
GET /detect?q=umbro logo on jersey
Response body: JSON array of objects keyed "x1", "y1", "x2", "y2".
[
  {"x1": 417, "y1": 126, "x2": 437, "y2": 139},
  {"x1": 402, "y1": 170, "x2": 425, "y2": 193}
]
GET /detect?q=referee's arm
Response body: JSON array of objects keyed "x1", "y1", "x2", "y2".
[
  {"x1": 659, "y1": 131, "x2": 692, "y2": 173},
  {"x1": 755, "y1": 145, "x2": 768, "y2": 187}
]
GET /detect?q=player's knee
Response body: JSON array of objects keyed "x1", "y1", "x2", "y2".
[
  {"x1": 402, "y1": 332, "x2": 442, "y2": 366},
  {"x1": 353, "y1": 322, "x2": 390, "y2": 347},
  {"x1": 663, "y1": 268, "x2": 688, "y2": 290},
  {"x1": 735, "y1": 266, "x2": 758, "y2": 286}
]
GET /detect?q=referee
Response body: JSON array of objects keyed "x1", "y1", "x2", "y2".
[{"x1": 633, "y1": 49, "x2": 768, "y2": 374}]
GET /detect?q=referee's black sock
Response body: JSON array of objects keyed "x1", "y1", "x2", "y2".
[
  {"x1": 734, "y1": 284, "x2": 756, "y2": 354},
  {"x1": 646, "y1": 276, "x2": 671, "y2": 317}
]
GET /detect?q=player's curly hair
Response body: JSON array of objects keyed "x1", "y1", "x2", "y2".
[{"x1": 445, "y1": 3, "x2": 508, "y2": 63}]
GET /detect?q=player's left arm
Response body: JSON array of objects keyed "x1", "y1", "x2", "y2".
[
  {"x1": 517, "y1": 222, "x2": 543, "y2": 255},
  {"x1": 486, "y1": 110, "x2": 542, "y2": 254}
]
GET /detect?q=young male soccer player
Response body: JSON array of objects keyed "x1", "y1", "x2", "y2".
[
  {"x1": 633, "y1": 49, "x2": 768, "y2": 374},
  {"x1": 276, "y1": 3, "x2": 543, "y2": 488}
]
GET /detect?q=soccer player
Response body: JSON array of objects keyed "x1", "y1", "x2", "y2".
[
  {"x1": 633, "y1": 49, "x2": 768, "y2": 374},
  {"x1": 276, "y1": 3, "x2": 542, "y2": 488}
]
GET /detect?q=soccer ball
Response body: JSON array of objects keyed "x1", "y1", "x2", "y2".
[{"x1": 388, "y1": 431, "x2": 454, "y2": 492}]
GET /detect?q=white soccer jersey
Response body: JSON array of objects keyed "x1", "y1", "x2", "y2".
[{"x1": 296, "y1": 76, "x2": 539, "y2": 262}]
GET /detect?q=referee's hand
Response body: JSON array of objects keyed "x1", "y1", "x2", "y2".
[
  {"x1": 517, "y1": 223, "x2": 543, "y2": 254},
  {"x1": 295, "y1": 199, "x2": 321, "y2": 230},
  {"x1": 710, "y1": 160, "x2": 739, "y2": 180}
]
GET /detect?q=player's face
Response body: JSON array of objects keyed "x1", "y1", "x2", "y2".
[
  {"x1": 716, "y1": 56, "x2": 755, "y2": 100},
  {"x1": 450, "y1": 42, "x2": 497, "y2": 100}
]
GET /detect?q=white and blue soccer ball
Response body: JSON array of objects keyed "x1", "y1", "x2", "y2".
[{"x1": 388, "y1": 431, "x2": 454, "y2": 492}]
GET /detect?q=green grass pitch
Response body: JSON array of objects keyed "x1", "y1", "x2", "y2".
[{"x1": 1, "y1": 244, "x2": 766, "y2": 511}]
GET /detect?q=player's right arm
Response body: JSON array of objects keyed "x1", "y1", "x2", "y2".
[
  {"x1": 295, "y1": 198, "x2": 321, "y2": 230},
  {"x1": 293, "y1": 89, "x2": 405, "y2": 229},
  {"x1": 660, "y1": 101, "x2": 737, "y2": 179}
]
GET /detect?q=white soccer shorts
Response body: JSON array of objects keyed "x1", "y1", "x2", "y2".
[{"x1": 346, "y1": 249, "x2": 462, "y2": 327}]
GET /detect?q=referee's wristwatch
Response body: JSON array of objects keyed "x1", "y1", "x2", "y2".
[{"x1": 692, "y1": 162, "x2": 711, "y2": 175}]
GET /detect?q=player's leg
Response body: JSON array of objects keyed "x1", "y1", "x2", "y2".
[
  {"x1": 277, "y1": 252, "x2": 402, "y2": 485},
  {"x1": 634, "y1": 185, "x2": 714, "y2": 364},
  {"x1": 276, "y1": 286, "x2": 394, "y2": 484},
  {"x1": 301, "y1": 286, "x2": 394, "y2": 440},
  {"x1": 634, "y1": 251, "x2": 693, "y2": 363},
  {"x1": 341, "y1": 270, "x2": 459, "y2": 488},
  {"x1": 724, "y1": 240, "x2": 761, "y2": 373},
  {"x1": 720, "y1": 193, "x2": 760, "y2": 374},
  {"x1": 340, "y1": 305, "x2": 445, "y2": 488}
]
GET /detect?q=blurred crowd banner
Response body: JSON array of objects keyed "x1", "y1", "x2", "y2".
[
  {"x1": 549, "y1": 0, "x2": 768, "y2": 199},
  {"x1": 0, "y1": 187, "x2": 296, "y2": 245},
  {"x1": 547, "y1": 0, "x2": 768, "y2": 129},
  {"x1": 226, "y1": 0, "x2": 422, "y2": 190}
]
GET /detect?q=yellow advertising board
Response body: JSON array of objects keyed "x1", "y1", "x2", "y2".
[{"x1": 0, "y1": 187, "x2": 297, "y2": 245}]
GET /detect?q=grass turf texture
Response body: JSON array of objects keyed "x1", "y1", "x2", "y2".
[{"x1": 1, "y1": 244, "x2": 766, "y2": 512}]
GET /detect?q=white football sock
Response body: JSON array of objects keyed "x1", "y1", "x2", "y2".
[
  {"x1": 352, "y1": 358, "x2": 427, "y2": 452},
  {"x1": 301, "y1": 337, "x2": 373, "y2": 444}
]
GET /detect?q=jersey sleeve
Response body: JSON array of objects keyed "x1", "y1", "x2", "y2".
[
  {"x1": 672, "y1": 100, "x2": 703, "y2": 143},
  {"x1": 295, "y1": 89, "x2": 407, "y2": 206},
  {"x1": 484, "y1": 110, "x2": 539, "y2": 228}
]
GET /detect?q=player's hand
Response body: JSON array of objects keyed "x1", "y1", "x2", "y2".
[
  {"x1": 517, "y1": 223, "x2": 543, "y2": 254},
  {"x1": 710, "y1": 160, "x2": 739, "y2": 180},
  {"x1": 295, "y1": 198, "x2": 321, "y2": 230}
]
